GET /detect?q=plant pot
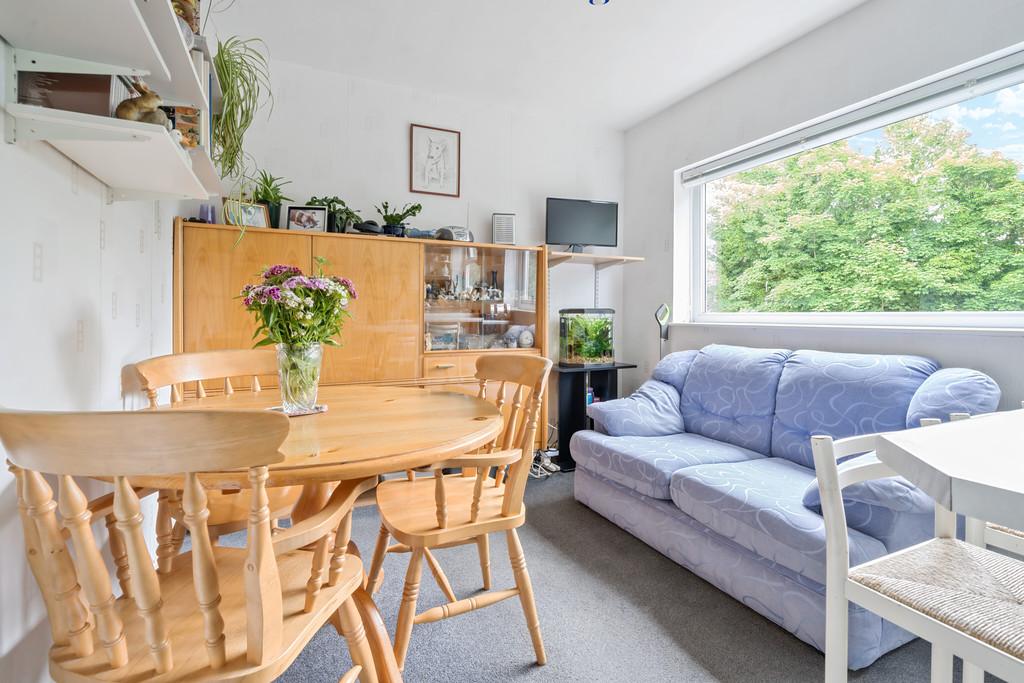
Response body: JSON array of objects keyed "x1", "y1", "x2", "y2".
[
  {"x1": 275, "y1": 342, "x2": 323, "y2": 414},
  {"x1": 383, "y1": 224, "x2": 406, "y2": 237},
  {"x1": 258, "y1": 201, "x2": 282, "y2": 228},
  {"x1": 327, "y1": 213, "x2": 339, "y2": 233}
]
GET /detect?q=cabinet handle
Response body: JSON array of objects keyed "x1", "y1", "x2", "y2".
[{"x1": 435, "y1": 363, "x2": 456, "y2": 370}]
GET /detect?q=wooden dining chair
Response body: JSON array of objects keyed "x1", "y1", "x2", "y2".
[
  {"x1": 365, "y1": 353, "x2": 552, "y2": 671},
  {"x1": 124, "y1": 349, "x2": 302, "y2": 564},
  {"x1": 812, "y1": 428, "x2": 1024, "y2": 683},
  {"x1": 2, "y1": 408, "x2": 399, "y2": 683}
]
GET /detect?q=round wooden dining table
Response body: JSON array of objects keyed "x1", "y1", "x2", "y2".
[{"x1": 155, "y1": 384, "x2": 504, "y2": 517}]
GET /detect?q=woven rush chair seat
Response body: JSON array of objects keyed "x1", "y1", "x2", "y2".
[{"x1": 850, "y1": 538, "x2": 1024, "y2": 660}]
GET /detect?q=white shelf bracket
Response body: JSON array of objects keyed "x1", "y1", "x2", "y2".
[{"x1": 13, "y1": 49, "x2": 149, "y2": 77}]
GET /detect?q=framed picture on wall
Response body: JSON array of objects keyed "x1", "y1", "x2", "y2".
[
  {"x1": 223, "y1": 198, "x2": 270, "y2": 228},
  {"x1": 286, "y1": 205, "x2": 328, "y2": 232},
  {"x1": 410, "y1": 123, "x2": 461, "y2": 197}
]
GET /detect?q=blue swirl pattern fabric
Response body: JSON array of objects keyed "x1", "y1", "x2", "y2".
[
  {"x1": 669, "y1": 458, "x2": 887, "y2": 585},
  {"x1": 905, "y1": 367, "x2": 1001, "y2": 427},
  {"x1": 570, "y1": 430, "x2": 764, "y2": 500},
  {"x1": 575, "y1": 468, "x2": 916, "y2": 670},
  {"x1": 800, "y1": 452, "x2": 934, "y2": 549},
  {"x1": 651, "y1": 349, "x2": 699, "y2": 392},
  {"x1": 771, "y1": 350, "x2": 938, "y2": 468},
  {"x1": 679, "y1": 345, "x2": 791, "y2": 455},
  {"x1": 586, "y1": 380, "x2": 685, "y2": 437}
]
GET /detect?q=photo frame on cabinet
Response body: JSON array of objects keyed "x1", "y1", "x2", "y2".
[
  {"x1": 222, "y1": 198, "x2": 270, "y2": 228},
  {"x1": 286, "y1": 205, "x2": 329, "y2": 232},
  {"x1": 410, "y1": 123, "x2": 461, "y2": 197}
]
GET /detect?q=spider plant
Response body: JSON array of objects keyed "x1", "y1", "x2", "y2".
[{"x1": 212, "y1": 36, "x2": 272, "y2": 182}]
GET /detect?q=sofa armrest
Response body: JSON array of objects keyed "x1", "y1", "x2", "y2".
[
  {"x1": 586, "y1": 380, "x2": 684, "y2": 437},
  {"x1": 906, "y1": 367, "x2": 1000, "y2": 427},
  {"x1": 804, "y1": 451, "x2": 934, "y2": 546}
]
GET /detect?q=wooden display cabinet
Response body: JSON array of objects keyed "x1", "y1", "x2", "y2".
[{"x1": 173, "y1": 219, "x2": 548, "y2": 443}]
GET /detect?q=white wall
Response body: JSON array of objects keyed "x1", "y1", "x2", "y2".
[
  {"x1": 622, "y1": 0, "x2": 1024, "y2": 406},
  {"x1": 0, "y1": 39, "x2": 191, "y2": 682}
]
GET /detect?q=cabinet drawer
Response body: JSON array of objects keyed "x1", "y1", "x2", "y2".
[{"x1": 422, "y1": 354, "x2": 477, "y2": 379}]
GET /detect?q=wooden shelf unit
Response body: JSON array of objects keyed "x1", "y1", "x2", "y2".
[
  {"x1": 547, "y1": 250, "x2": 645, "y2": 268},
  {"x1": 1, "y1": 0, "x2": 220, "y2": 200},
  {"x1": 173, "y1": 220, "x2": 550, "y2": 444}
]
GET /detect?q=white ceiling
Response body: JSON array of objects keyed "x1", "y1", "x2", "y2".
[{"x1": 211, "y1": 0, "x2": 867, "y2": 130}]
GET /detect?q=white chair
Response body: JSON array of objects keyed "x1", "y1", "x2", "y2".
[{"x1": 812, "y1": 428, "x2": 1024, "y2": 683}]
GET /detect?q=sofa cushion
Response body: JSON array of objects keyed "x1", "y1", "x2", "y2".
[
  {"x1": 570, "y1": 430, "x2": 764, "y2": 500},
  {"x1": 652, "y1": 350, "x2": 699, "y2": 392},
  {"x1": 905, "y1": 367, "x2": 1001, "y2": 427},
  {"x1": 679, "y1": 345, "x2": 791, "y2": 455},
  {"x1": 670, "y1": 458, "x2": 888, "y2": 585},
  {"x1": 801, "y1": 452, "x2": 934, "y2": 549},
  {"x1": 586, "y1": 380, "x2": 684, "y2": 437},
  {"x1": 771, "y1": 350, "x2": 939, "y2": 469}
]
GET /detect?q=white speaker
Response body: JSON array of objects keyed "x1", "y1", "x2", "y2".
[{"x1": 492, "y1": 213, "x2": 516, "y2": 245}]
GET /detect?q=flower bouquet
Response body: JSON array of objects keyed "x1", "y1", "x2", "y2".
[{"x1": 242, "y1": 262, "x2": 356, "y2": 414}]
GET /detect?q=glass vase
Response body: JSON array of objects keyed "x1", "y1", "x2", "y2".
[{"x1": 275, "y1": 343, "x2": 323, "y2": 415}]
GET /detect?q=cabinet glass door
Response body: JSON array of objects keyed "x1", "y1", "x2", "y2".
[{"x1": 424, "y1": 245, "x2": 538, "y2": 351}]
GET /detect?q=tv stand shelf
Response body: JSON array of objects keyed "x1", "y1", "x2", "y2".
[{"x1": 547, "y1": 250, "x2": 644, "y2": 268}]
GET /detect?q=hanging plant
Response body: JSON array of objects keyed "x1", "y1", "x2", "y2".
[{"x1": 212, "y1": 36, "x2": 272, "y2": 181}]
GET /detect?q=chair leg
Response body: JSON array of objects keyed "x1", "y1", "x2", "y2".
[
  {"x1": 336, "y1": 597, "x2": 379, "y2": 683},
  {"x1": 476, "y1": 534, "x2": 491, "y2": 590},
  {"x1": 366, "y1": 524, "x2": 390, "y2": 595},
  {"x1": 353, "y1": 587, "x2": 403, "y2": 683},
  {"x1": 823, "y1": 580, "x2": 848, "y2": 682},
  {"x1": 962, "y1": 662, "x2": 984, "y2": 683},
  {"x1": 930, "y1": 645, "x2": 953, "y2": 681},
  {"x1": 423, "y1": 548, "x2": 457, "y2": 603},
  {"x1": 506, "y1": 528, "x2": 546, "y2": 665},
  {"x1": 393, "y1": 548, "x2": 424, "y2": 671}
]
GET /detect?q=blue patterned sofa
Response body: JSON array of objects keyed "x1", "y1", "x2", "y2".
[{"x1": 571, "y1": 344, "x2": 1000, "y2": 669}]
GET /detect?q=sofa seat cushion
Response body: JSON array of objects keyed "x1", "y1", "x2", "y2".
[
  {"x1": 670, "y1": 458, "x2": 888, "y2": 584},
  {"x1": 679, "y1": 344, "x2": 792, "y2": 455},
  {"x1": 570, "y1": 430, "x2": 765, "y2": 500},
  {"x1": 771, "y1": 349, "x2": 939, "y2": 468}
]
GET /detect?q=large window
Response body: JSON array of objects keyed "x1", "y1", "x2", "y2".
[{"x1": 683, "y1": 49, "x2": 1024, "y2": 327}]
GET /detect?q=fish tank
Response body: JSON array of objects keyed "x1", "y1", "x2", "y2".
[{"x1": 559, "y1": 308, "x2": 615, "y2": 367}]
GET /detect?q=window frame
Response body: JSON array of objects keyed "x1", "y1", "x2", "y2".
[{"x1": 678, "y1": 41, "x2": 1024, "y2": 329}]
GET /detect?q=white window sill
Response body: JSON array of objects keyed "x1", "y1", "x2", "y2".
[{"x1": 672, "y1": 320, "x2": 1024, "y2": 337}]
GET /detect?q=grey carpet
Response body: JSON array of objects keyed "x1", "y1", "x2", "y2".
[{"x1": 275, "y1": 472, "x2": 998, "y2": 682}]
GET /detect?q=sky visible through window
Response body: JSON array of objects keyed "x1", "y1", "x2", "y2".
[{"x1": 848, "y1": 85, "x2": 1024, "y2": 173}]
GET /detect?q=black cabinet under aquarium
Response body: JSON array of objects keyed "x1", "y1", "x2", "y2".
[{"x1": 558, "y1": 308, "x2": 615, "y2": 367}]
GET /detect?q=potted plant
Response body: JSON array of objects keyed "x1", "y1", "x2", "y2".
[
  {"x1": 241, "y1": 262, "x2": 357, "y2": 414},
  {"x1": 375, "y1": 201, "x2": 422, "y2": 236},
  {"x1": 212, "y1": 37, "x2": 272, "y2": 181},
  {"x1": 252, "y1": 169, "x2": 292, "y2": 228},
  {"x1": 309, "y1": 195, "x2": 362, "y2": 233}
]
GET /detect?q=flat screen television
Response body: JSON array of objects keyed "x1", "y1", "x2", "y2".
[{"x1": 545, "y1": 197, "x2": 618, "y2": 249}]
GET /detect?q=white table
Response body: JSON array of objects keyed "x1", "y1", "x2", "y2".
[{"x1": 876, "y1": 409, "x2": 1024, "y2": 530}]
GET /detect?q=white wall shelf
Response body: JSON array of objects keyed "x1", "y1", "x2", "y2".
[
  {"x1": 5, "y1": 103, "x2": 208, "y2": 201},
  {"x1": 189, "y1": 147, "x2": 223, "y2": 196},
  {"x1": 0, "y1": 0, "x2": 170, "y2": 80},
  {"x1": 547, "y1": 250, "x2": 645, "y2": 270},
  {"x1": 193, "y1": 35, "x2": 223, "y2": 112},
  {"x1": 135, "y1": 0, "x2": 207, "y2": 108}
]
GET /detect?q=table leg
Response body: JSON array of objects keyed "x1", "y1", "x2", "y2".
[{"x1": 291, "y1": 482, "x2": 332, "y2": 523}]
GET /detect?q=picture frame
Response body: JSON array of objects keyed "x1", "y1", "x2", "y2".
[
  {"x1": 286, "y1": 205, "x2": 329, "y2": 232},
  {"x1": 410, "y1": 123, "x2": 461, "y2": 197},
  {"x1": 222, "y1": 198, "x2": 270, "y2": 228}
]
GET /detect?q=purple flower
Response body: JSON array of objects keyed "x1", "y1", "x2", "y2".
[
  {"x1": 283, "y1": 275, "x2": 314, "y2": 290},
  {"x1": 332, "y1": 276, "x2": 357, "y2": 299},
  {"x1": 263, "y1": 264, "x2": 302, "y2": 279},
  {"x1": 243, "y1": 295, "x2": 254, "y2": 306}
]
